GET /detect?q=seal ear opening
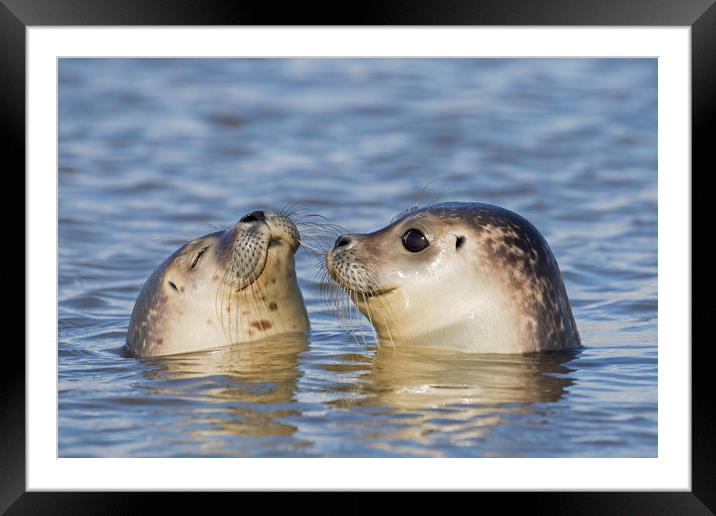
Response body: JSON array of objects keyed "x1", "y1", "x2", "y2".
[
  {"x1": 455, "y1": 236, "x2": 465, "y2": 250},
  {"x1": 168, "y1": 281, "x2": 179, "y2": 292}
]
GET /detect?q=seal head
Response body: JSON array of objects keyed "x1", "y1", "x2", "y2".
[
  {"x1": 127, "y1": 210, "x2": 309, "y2": 357},
  {"x1": 325, "y1": 202, "x2": 580, "y2": 353}
]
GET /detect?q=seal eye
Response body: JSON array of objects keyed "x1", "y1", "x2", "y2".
[
  {"x1": 401, "y1": 229, "x2": 429, "y2": 253},
  {"x1": 191, "y1": 246, "x2": 209, "y2": 269}
]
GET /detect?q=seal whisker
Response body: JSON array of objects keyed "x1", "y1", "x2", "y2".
[
  {"x1": 345, "y1": 289, "x2": 367, "y2": 348},
  {"x1": 215, "y1": 256, "x2": 233, "y2": 346},
  {"x1": 249, "y1": 277, "x2": 273, "y2": 344},
  {"x1": 295, "y1": 219, "x2": 347, "y2": 232},
  {"x1": 278, "y1": 202, "x2": 300, "y2": 220},
  {"x1": 152, "y1": 235, "x2": 191, "y2": 247},
  {"x1": 363, "y1": 269, "x2": 396, "y2": 351},
  {"x1": 282, "y1": 202, "x2": 303, "y2": 215},
  {"x1": 297, "y1": 239, "x2": 328, "y2": 255},
  {"x1": 297, "y1": 233, "x2": 337, "y2": 257},
  {"x1": 316, "y1": 263, "x2": 364, "y2": 348},
  {"x1": 360, "y1": 292, "x2": 378, "y2": 348},
  {"x1": 227, "y1": 247, "x2": 243, "y2": 345},
  {"x1": 200, "y1": 222, "x2": 229, "y2": 232},
  {"x1": 410, "y1": 177, "x2": 442, "y2": 211}
]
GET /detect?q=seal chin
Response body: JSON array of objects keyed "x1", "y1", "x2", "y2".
[
  {"x1": 268, "y1": 235, "x2": 298, "y2": 253},
  {"x1": 353, "y1": 286, "x2": 397, "y2": 299},
  {"x1": 264, "y1": 212, "x2": 300, "y2": 253},
  {"x1": 325, "y1": 255, "x2": 396, "y2": 299}
]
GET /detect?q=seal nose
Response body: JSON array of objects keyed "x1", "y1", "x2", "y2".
[
  {"x1": 240, "y1": 210, "x2": 265, "y2": 223},
  {"x1": 334, "y1": 235, "x2": 353, "y2": 249}
]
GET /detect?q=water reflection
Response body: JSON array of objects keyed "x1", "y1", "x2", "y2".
[
  {"x1": 365, "y1": 346, "x2": 577, "y2": 406},
  {"x1": 338, "y1": 346, "x2": 578, "y2": 455},
  {"x1": 140, "y1": 334, "x2": 307, "y2": 449},
  {"x1": 133, "y1": 336, "x2": 577, "y2": 456}
]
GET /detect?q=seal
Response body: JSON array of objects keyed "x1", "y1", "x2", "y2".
[
  {"x1": 126, "y1": 210, "x2": 310, "y2": 357},
  {"x1": 325, "y1": 202, "x2": 580, "y2": 353}
]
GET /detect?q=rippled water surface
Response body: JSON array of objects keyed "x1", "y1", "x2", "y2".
[{"x1": 59, "y1": 58, "x2": 657, "y2": 457}]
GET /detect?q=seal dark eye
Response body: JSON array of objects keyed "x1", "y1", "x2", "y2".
[
  {"x1": 401, "y1": 229, "x2": 429, "y2": 253},
  {"x1": 191, "y1": 246, "x2": 209, "y2": 269}
]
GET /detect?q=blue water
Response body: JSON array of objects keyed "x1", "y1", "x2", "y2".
[{"x1": 58, "y1": 58, "x2": 657, "y2": 457}]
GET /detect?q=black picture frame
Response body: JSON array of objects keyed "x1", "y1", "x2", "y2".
[{"x1": 6, "y1": 0, "x2": 711, "y2": 512}]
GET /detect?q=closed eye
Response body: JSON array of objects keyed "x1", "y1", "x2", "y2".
[{"x1": 191, "y1": 246, "x2": 210, "y2": 269}]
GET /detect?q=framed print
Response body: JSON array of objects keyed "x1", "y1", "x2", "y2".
[{"x1": 7, "y1": 0, "x2": 712, "y2": 512}]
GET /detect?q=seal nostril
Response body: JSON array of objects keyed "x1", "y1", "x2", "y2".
[
  {"x1": 240, "y1": 210, "x2": 265, "y2": 223},
  {"x1": 334, "y1": 236, "x2": 351, "y2": 249}
]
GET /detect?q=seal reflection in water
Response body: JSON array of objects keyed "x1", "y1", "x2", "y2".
[
  {"x1": 127, "y1": 210, "x2": 309, "y2": 358},
  {"x1": 142, "y1": 333, "x2": 307, "y2": 442},
  {"x1": 325, "y1": 202, "x2": 580, "y2": 353},
  {"x1": 352, "y1": 348, "x2": 577, "y2": 454}
]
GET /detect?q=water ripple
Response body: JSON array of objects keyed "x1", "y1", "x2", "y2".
[{"x1": 58, "y1": 58, "x2": 657, "y2": 458}]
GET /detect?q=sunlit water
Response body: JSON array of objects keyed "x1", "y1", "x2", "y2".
[{"x1": 59, "y1": 58, "x2": 657, "y2": 457}]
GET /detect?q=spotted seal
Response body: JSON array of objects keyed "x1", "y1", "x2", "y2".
[
  {"x1": 325, "y1": 202, "x2": 580, "y2": 353},
  {"x1": 127, "y1": 210, "x2": 309, "y2": 357}
]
